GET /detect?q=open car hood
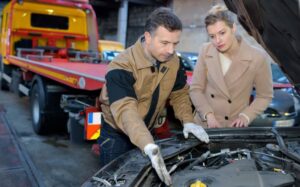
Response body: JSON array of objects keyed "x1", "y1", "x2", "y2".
[{"x1": 223, "y1": 0, "x2": 300, "y2": 91}]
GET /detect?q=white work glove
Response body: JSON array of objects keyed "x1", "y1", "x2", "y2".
[
  {"x1": 183, "y1": 123, "x2": 210, "y2": 143},
  {"x1": 144, "y1": 143, "x2": 172, "y2": 186}
]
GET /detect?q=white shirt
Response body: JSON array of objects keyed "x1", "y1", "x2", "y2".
[{"x1": 219, "y1": 52, "x2": 232, "y2": 75}]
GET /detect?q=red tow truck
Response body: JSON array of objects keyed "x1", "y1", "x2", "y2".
[{"x1": 0, "y1": 0, "x2": 106, "y2": 141}]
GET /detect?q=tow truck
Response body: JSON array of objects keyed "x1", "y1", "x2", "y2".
[{"x1": 0, "y1": 0, "x2": 106, "y2": 141}]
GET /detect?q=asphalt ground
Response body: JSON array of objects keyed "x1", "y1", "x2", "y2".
[{"x1": 0, "y1": 90, "x2": 99, "y2": 187}]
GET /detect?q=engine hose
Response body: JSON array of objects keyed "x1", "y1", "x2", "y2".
[
  {"x1": 186, "y1": 151, "x2": 210, "y2": 170},
  {"x1": 271, "y1": 128, "x2": 300, "y2": 163}
]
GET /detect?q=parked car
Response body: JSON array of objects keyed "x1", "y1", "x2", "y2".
[
  {"x1": 250, "y1": 63, "x2": 298, "y2": 127},
  {"x1": 178, "y1": 51, "x2": 198, "y2": 66},
  {"x1": 84, "y1": 1, "x2": 300, "y2": 186},
  {"x1": 98, "y1": 40, "x2": 124, "y2": 62}
]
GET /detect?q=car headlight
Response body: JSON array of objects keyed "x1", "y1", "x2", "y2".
[{"x1": 264, "y1": 108, "x2": 281, "y2": 117}]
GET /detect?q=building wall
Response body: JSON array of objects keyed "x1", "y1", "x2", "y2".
[
  {"x1": 172, "y1": 0, "x2": 272, "y2": 62},
  {"x1": 172, "y1": 0, "x2": 223, "y2": 53},
  {"x1": 126, "y1": 4, "x2": 160, "y2": 47}
]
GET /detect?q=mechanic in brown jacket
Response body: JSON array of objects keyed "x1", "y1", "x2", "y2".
[
  {"x1": 98, "y1": 7, "x2": 209, "y2": 186},
  {"x1": 190, "y1": 5, "x2": 273, "y2": 128}
]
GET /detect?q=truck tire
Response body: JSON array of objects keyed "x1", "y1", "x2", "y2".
[
  {"x1": 30, "y1": 76, "x2": 68, "y2": 134},
  {"x1": 30, "y1": 80, "x2": 49, "y2": 134},
  {"x1": 10, "y1": 69, "x2": 24, "y2": 97},
  {"x1": 0, "y1": 60, "x2": 10, "y2": 91}
]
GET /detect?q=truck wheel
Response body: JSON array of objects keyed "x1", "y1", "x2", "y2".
[
  {"x1": 0, "y1": 61, "x2": 10, "y2": 91},
  {"x1": 30, "y1": 77, "x2": 68, "y2": 134},
  {"x1": 10, "y1": 69, "x2": 24, "y2": 97},
  {"x1": 30, "y1": 81, "x2": 49, "y2": 134}
]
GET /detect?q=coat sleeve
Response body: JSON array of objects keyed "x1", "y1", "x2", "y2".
[
  {"x1": 106, "y1": 62, "x2": 154, "y2": 151},
  {"x1": 190, "y1": 45, "x2": 214, "y2": 121},
  {"x1": 169, "y1": 62, "x2": 194, "y2": 124},
  {"x1": 241, "y1": 56, "x2": 273, "y2": 123}
]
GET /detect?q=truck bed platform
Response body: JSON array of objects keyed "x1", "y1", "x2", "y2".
[{"x1": 8, "y1": 55, "x2": 107, "y2": 90}]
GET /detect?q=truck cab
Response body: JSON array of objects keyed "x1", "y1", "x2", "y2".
[{"x1": 1, "y1": 0, "x2": 98, "y2": 64}]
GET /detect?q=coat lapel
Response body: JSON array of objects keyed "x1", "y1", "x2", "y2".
[
  {"x1": 205, "y1": 46, "x2": 230, "y2": 98},
  {"x1": 224, "y1": 39, "x2": 252, "y2": 87}
]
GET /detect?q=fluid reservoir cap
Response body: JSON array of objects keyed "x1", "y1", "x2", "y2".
[
  {"x1": 190, "y1": 180, "x2": 207, "y2": 187},
  {"x1": 78, "y1": 77, "x2": 86, "y2": 89}
]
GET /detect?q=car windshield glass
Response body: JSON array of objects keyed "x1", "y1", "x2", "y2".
[
  {"x1": 271, "y1": 63, "x2": 289, "y2": 84},
  {"x1": 102, "y1": 51, "x2": 120, "y2": 61}
]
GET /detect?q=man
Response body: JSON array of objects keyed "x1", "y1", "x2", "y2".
[{"x1": 99, "y1": 7, "x2": 209, "y2": 185}]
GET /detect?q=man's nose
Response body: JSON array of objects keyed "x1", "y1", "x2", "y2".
[{"x1": 167, "y1": 44, "x2": 175, "y2": 54}]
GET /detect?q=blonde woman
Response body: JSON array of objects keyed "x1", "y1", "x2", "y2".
[{"x1": 190, "y1": 4, "x2": 273, "y2": 128}]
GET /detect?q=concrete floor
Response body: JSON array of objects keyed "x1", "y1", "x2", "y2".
[{"x1": 0, "y1": 90, "x2": 100, "y2": 187}]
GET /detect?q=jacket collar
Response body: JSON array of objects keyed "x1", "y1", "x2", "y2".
[
  {"x1": 131, "y1": 36, "x2": 177, "y2": 70},
  {"x1": 131, "y1": 36, "x2": 156, "y2": 70}
]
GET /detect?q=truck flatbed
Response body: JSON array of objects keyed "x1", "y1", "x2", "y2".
[{"x1": 8, "y1": 55, "x2": 107, "y2": 90}]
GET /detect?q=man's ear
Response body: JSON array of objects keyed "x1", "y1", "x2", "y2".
[{"x1": 144, "y1": 31, "x2": 151, "y2": 45}]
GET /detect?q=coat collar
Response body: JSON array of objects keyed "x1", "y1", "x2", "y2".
[
  {"x1": 131, "y1": 36, "x2": 177, "y2": 70},
  {"x1": 204, "y1": 37, "x2": 253, "y2": 98},
  {"x1": 224, "y1": 38, "x2": 252, "y2": 87},
  {"x1": 130, "y1": 36, "x2": 155, "y2": 70}
]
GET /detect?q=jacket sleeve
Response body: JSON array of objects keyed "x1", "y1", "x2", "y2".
[
  {"x1": 106, "y1": 68, "x2": 154, "y2": 151},
  {"x1": 169, "y1": 61, "x2": 194, "y2": 124},
  {"x1": 190, "y1": 45, "x2": 214, "y2": 121},
  {"x1": 241, "y1": 56, "x2": 273, "y2": 123}
]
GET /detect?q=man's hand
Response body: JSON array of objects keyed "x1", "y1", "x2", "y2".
[
  {"x1": 230, "y1": 116, "x2": 249, "y2": 128},
  {"x1": 183, "y1": 123, "x2": 210, "y2": 143},
  {"x1": 206, "y1": 113, "x2": 221, "y2": 128},
  {"x1": 144, "y1": 143, "x2": 172, "y2": 186}
]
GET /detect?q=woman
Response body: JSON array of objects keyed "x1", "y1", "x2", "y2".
[{"x1": 190, "y1": 4, "x2": 273, "y2": 128}]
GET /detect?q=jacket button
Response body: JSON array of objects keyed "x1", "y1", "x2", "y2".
[
  {"x1": 225, "y1": 116, "x2": 229, "y2": 120},
  {"x1": 211, "y1": 94, "x2": 214, "y2": 98},
  {"x1": 228, "y1": 99, "x2": 232, "y2": 103}
]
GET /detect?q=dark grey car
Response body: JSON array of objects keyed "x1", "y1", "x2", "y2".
[{"x1": 250, "y1": 63, "x2": 298, "y2": 127}]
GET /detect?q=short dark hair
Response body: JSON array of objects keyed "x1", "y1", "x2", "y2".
[{"x1": 144, "y1": 7, "x2": 182, "y2": 35}]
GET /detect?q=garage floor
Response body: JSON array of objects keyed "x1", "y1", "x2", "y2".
[
  {"x1": 0, "y1": 90, "x2": 100, "y2": 187},
  {"x1": 0, "y1": 106, "x2": 37, "y2": 186}
]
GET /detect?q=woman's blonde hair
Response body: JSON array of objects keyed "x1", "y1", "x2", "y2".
[{"x1": 205, "y1": 4, "x2": 234, "y2": 28}]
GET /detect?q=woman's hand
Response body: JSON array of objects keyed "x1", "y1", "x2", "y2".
[
  {"x1": 230, "y1": 116, "x2": 249, "y2": 128},
  {"x1": 206, "y1": 113, "x2": 221, "y2": 128}
]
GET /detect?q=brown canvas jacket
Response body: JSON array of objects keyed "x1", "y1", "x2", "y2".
[{"x1": 100, "y1": 37, "x2": 194, "y2": 150}]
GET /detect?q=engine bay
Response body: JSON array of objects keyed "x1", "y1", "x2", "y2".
[{"x1": 84, "y1": 128, "x2": 300, "y2": 187}]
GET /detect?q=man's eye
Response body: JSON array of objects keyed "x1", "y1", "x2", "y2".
[
  {"x1": 209, "y1": 35, "x2": 215, "y2": 39},
  {"x1": 220, "y1": 31, "x2": 226, "y2": 35}
]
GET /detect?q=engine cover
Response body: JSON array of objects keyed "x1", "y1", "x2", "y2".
[{"x1": 172, "y1": 159, "x2": 294, "y2": 187}]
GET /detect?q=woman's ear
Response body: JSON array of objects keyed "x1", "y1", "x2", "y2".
[{"x1": 232, "y1": 23, "x2": 237, "y2": 34}]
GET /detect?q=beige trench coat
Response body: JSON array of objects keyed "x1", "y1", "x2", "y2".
[{"x1": 190, "y1": 38, "x2": 273, "y2": 128}]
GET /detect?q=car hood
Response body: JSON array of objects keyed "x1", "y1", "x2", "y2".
[{"x1": 223, "y1": 0, "x2": 300, "y2": 91}]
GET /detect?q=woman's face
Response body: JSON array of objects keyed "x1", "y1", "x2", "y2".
[{"x1": 206, "y1": 20, "x2": 236, "y2": 53}]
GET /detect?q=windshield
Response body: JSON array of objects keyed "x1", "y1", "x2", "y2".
[
  {"x1": 271, "y1": 63, "x2": 289, "y2": 84},
  {"x1": 102, "y1": 51, "x2": 121, "y2": 62}
]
